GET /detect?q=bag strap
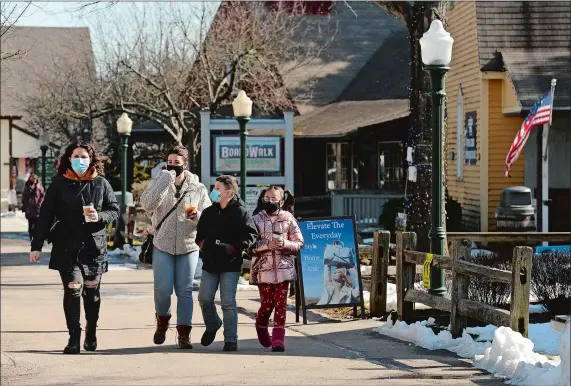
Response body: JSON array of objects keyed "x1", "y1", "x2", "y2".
[{"x1": 155, "y1": 190, "x2": 189, "y2": 232}]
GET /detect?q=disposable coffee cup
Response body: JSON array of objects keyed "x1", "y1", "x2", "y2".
[
  {"x1": 272, "y1": 232, "x2": 283, "y2": 241},
  {"x1": 83, "y1": 204, "x2": 94, "y2": 222}
]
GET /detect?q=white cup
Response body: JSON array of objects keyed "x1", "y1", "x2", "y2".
[{"x1": 83, "y1": 204, "x2": 94, "y2": 222}]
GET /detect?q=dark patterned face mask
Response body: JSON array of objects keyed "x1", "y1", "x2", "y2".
[{"x1": 166, "y1": 165, "x2": 184, "y2": 176}]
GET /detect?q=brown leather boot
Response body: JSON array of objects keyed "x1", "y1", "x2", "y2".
[
  {"x1": 176, "y1": 325, "x2": 193, "y2": 349},
  {"x1": 153, "y1": 314, "x2": 171, "y2": 345}
]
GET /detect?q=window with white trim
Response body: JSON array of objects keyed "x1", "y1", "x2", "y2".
[{"x1": 457, "y1": 85, "x2": 464, "y2": 180}]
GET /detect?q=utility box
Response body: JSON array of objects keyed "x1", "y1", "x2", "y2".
[{"x1": 495, "y1": 186, "x2": 536, "y2": 232}]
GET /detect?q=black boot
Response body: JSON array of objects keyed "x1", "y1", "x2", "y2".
[
  {"x1": 63, "y1": 328, "x2": 81, "y2": 354},
  {"x1": 84, "y1": 323, "x2": 97, "y2": 351}
]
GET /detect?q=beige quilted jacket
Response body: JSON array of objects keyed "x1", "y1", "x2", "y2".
[{"x1": 140, "y1": 170, "x2": 211, "y2": 256}]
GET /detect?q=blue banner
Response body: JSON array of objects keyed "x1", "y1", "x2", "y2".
[{"x1": 298, "y1": 217, "x2": 362, "y2": 307}]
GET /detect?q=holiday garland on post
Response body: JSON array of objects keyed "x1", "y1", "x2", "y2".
[{"x1": 375, "y1": 1, "x2": 449, "y2": 252}]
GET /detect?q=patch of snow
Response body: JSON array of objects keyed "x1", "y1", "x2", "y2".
[
  {"x1": 475, "y1": 325, "x2": 568, "y2": 385},
  {"x1": 374, "y1": 319, "x2": 569, "y2": 386},
  {"x1": 108, "y1": 244, "x2": 141, "y2": 263},
  {"x1": 0, "y1": 210, "x2": 25, "y2": 218},
  {"x1": 237, "y1": 276, "x2": 258, "y2": 291},
  {"x1": 374, "y1": 318, "x2": 492, "y2": 359},
  {"x1": 528, "y1": 304, "x2": 547, "y2": 314},
  {"x1": 466, "y1": 323, "x2": 561, "y2": 356}
]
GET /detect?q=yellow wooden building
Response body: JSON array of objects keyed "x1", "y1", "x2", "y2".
[{"x1": 445, "y1": 1, "x2": 570, "y2": 232}]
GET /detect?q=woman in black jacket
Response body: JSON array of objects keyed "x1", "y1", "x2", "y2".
[
  {"x1": 29, "y1": 142, "x2": 119, "y2": 354},
  {"x1": 196, "y1": 175, "x2": 258, "y2": 352}
]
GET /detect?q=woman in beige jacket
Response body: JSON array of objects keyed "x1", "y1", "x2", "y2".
[{"x1": 140, "y1": 145, "x2": 211, "y2": 349}]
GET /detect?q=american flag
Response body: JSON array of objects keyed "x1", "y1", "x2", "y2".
[{"x1": 505, "y1": 92, "x2": 553, "y2": 177}]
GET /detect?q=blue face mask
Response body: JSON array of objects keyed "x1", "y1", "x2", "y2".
[
  {"x1": 71, "y1": 158, "x2": 90, "y2": 175},
  {"x1": 210, "y1": 189, "x2": 222, "y2": 203}
]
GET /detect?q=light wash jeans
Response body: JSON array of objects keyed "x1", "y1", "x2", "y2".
[
  {"x1": 153, "y1": 248, "x2": 199, "y2": 326},
  {"x1": 193, "y1": 257, "x2": 203, "y2": 291},
  {"x1": 198, "y1": 270, "x2": 240, "y2": 343}
]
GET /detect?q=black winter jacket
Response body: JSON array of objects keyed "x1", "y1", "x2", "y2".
[
  {"x1": 196, "y1": 196, "x2": 258, "y2": 273},
  {"x1": 31, "y1": 174, "x2": 120, "y2": 276}
]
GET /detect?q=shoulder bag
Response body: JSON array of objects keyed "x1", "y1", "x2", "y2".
[{"x1": 139, "y1": 190, "x2": 188, "y2": 265}]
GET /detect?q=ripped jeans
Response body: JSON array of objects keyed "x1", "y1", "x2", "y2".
[{"x1": 59, "y1": 265, "x2": 102, "y2": 331}]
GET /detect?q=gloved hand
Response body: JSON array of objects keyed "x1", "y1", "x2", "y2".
[{"x1": 218, "y1": 242, "x2": 235, "y2": 256}]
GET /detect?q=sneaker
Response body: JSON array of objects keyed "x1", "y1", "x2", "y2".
[
  {"x1": 200, "y1": 320, "x2": 222, "y2": 347},
  {"x1": 223, "y1": 342, "x2": 238, "y2": 352}
]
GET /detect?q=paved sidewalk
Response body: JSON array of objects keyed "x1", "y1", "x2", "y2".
[{"x1": 1, "y1": 238, "x2": 501, "y2": 385}]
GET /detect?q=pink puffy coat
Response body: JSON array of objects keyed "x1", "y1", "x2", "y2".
[{"x1": 250, "y1": 210, "x2": 304, "y2": 285}]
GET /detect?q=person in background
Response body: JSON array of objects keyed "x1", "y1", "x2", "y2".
[
  {"x1": 196, "y1": 175, "x2": 258, "y2": 352},
  {"x1": 22, "y1": 174, "x2": 45, "y2": 240},
  {"x1": 140, "y1": 145, "x2": 211, "y2": 349},
  {"x1": 29, "y1": 142, "x2": 119, "y2": 354},
  {"x1": 250, "y1": 186, "x2": 303, "y2": 352}
]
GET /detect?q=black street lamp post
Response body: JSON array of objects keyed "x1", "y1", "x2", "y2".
[
  {"x1": 115, "y1": 113, "x2": 133, "y2": 247},
  {"x1": 232, "y1": 90, "x2": 253, "y2": 201},
  {"x1": 38, "y1": 132, "x2": 50, "y2": 187},
  {"x1": 419, "y1": 20, "x2": 454, "y2": 297}
]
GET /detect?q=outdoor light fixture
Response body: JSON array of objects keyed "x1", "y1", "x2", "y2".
[
  {"x1": 419, "y1": 20, "x2": 454, "y2": 66},
  {"x1": 232, "y1": 90, "x2": 252, "y2": 201},
  {"x1": 420, "y1": 20, "x2": 454, "y2": 298},
  {"x1": 116, "y1": 112, "x2": 133, "y2": 135},
  {"x1": 232, "y1": 90, "x2": 253, "y2": 119}
]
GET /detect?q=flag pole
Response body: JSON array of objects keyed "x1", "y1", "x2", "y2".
[{"x1": 539, "y1": 79, "x2": 557, "y2": 242}]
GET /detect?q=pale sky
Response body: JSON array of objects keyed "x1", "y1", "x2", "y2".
[{"x1": 16, "y1": 1, "x2": 136, "y2": 27}]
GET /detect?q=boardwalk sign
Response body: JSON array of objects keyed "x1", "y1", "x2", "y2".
[{"x1": 213, "y1": 135, "x2": 281, "y2": 173}]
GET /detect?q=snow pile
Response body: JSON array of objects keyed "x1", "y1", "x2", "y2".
[
  {"x1": 0, "y1": 210, "x2": 25, "y2": 218},
  {"x1": 475, "y1": 325, "x2": 569, "y2": 386},
  {"x1": 374, "y1": 318, "x2": 491, "y2": 358},
  {"x1": 465, "y1": 323, "x2": 561, "y2": 356},
  {"x1": 108, "y1": 244, "x2": 141, "y2": 263},
  {"x1": 375, "y1": 318, "x2": 569, "y2": 386},
  {"x1": 237, "y1": 276, "x2": 258, "y2": 291}
]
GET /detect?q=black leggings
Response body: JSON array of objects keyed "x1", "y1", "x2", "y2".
[
  {"x1": 28, "y1": 219, "x2": 36, "y2": 241},
  {"x1": 59, "y1": 266, "x2": 102, "y2": 331}
]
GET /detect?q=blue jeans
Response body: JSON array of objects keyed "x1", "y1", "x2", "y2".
[
  {"x1": 198, "y1": 270, "x2": 240, "y2": 343},
  {"x1": 153, "y1": 248, "x2": 199, "y2": 326}
]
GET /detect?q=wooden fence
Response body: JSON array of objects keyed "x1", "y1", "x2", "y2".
[
  {"x1": 395, "y1": 231, "x2": 535, "y2": 338},
  {"x1": 107, "y1": 207, "x2": 151, "y2": 245}
]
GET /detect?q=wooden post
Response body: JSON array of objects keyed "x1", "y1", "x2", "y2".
[
  {"x1": 450, "y1": 239, "x2": 471, "y2": 338},
  {"x1": 510, "y1": 246, "x2": 533, "y2": 338},
  {"x1": 396, "y1": 232, "x2": 417, "y2": 322},
  {"x1": 371, "y1": 230, "x2": 391, "y2": 316}
]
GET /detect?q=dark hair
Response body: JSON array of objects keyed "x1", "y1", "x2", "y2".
[
  {"x1": 216, "y1": 175, "x2": 239, "y2": 194},
  {"x1": 26, "y1": 174, "x2": 40, "y2": 185},
  {"x1": 253, "y1": 186, "x2": 295, "y2": 215},
  {"x1": 57, "y1": 141, "x2": 104, "y2": 176},
  {"x1": 167, "y1": 145, "x2": 189, "y2": 168}
]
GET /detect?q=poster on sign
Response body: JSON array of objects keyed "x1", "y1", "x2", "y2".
[
  {"x1": 295, "y1": 216, "x2": 365, "y2": 323},
  {"x1": 213, "y1": 135, "x2": 281, "y2": 173}
]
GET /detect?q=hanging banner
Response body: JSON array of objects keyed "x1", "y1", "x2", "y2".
[
  {"x1": 296, "y1": 216, "x2": 365, "y2": 319},
  {"x1": 464, "y1": 112, "x2": 477, "y2": 165},
  {"x1": 213, "y1": 135, "x2": 281, "y2": 173}
]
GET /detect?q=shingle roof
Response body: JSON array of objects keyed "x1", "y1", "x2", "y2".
[
  {"x1": 0, "y1": 26, "x2": 95, "y2": 127},
  {"x1": 294, "y1": 99, "x2": 409, "y2": 137},
  {"x1": 287, "y1": 4, "x2": 410, "y2": 137},
  {"x1": 502, "y1": 50, "x2": 570, "y2": 109},
  {"x1": 282, "y1": 1, "x2": 407, "y2": 115},
  {"x1": 476, "y1": 1, "x2": 571, "y2": 109}
]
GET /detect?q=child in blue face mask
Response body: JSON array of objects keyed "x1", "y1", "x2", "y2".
[{"x1": 195, "y1": 175, "x2": 258, "y2": 352}]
